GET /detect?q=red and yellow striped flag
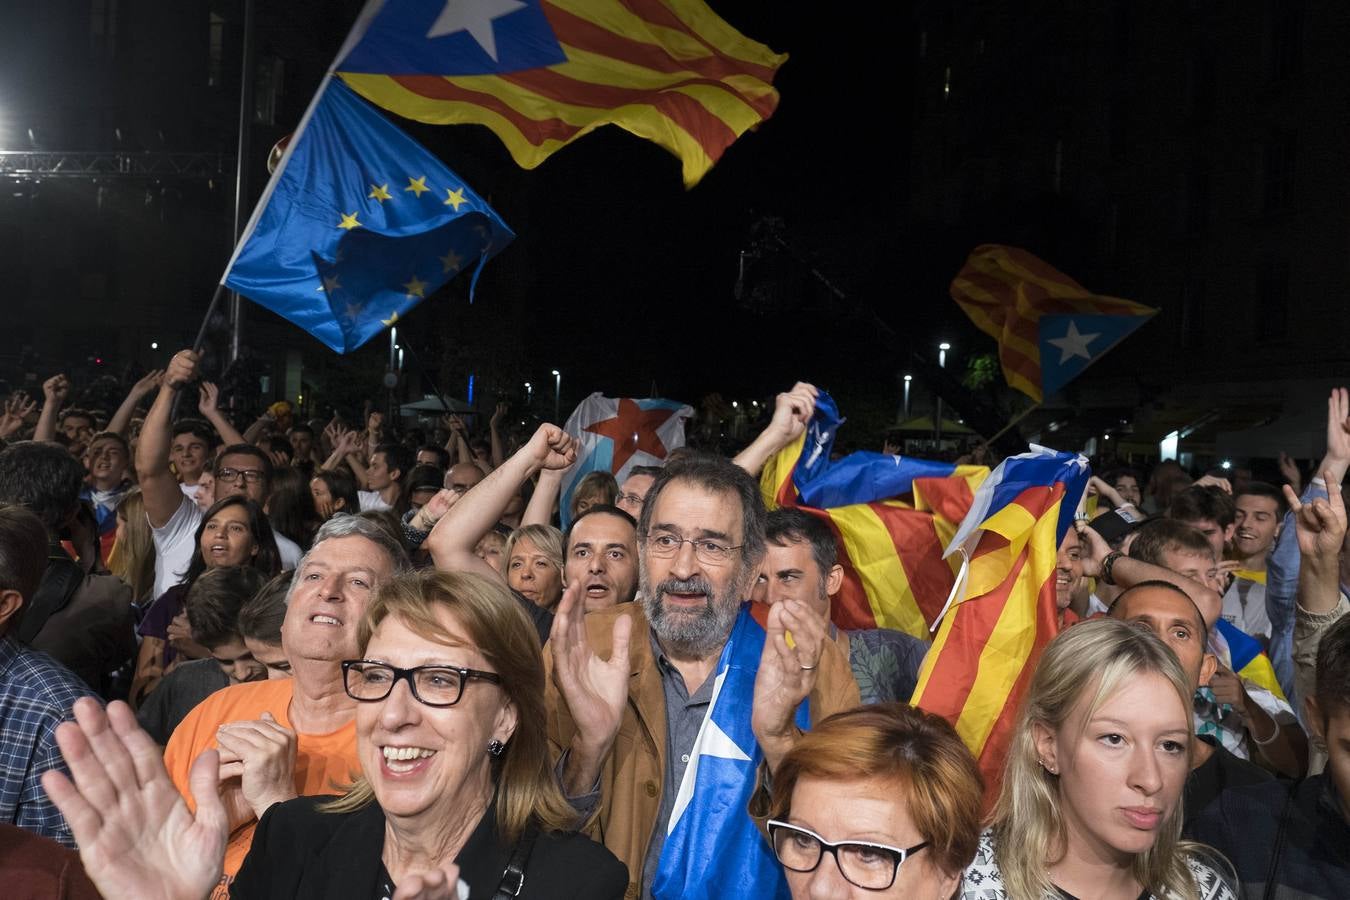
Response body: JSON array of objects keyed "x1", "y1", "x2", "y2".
[
  {"x1": 911, "y1": 448, "x2": 1090, "y2": 801},
  {"x1": 950, "y1": 245, "x2": 1155, "y2": 401},
  {"x1": 336, "y1": 0, "x2": 787, "y2": 188}
]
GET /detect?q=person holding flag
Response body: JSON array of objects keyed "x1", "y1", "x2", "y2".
[{"x1": 543, "y1": 454, "x2": 859, "y2": 899}]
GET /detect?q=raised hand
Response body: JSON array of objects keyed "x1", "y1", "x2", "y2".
[
  {"x1": 1194, "y1": 474, "x2": 1233, "y2": 494},
  {"x1": 490, "y1": 401, "x2": 509, "y2": 428},
  {"x1": 41, "y1": 698, "x2": 228, "y2": 900},
  {"x1": 214, "y1": 711, "x2": 298, "y2": 820},
  {"x1": 1283, "y1": 470, "x2": 1347, "y2": 564},
  {"x1": 1088, "y1": 475, "x2": 1127, "y2": 509},
  {"x1": 768, "y1": 382, "x2": 819, "y2": 444},
  {"x1": 164, "y1": 350, "x2": 200, "y2": 389},
  {"x1": 524, "y1": 423, "x2": 576, "y2": 471},
  {"x1": 1323, "y1": 387, "x2": 1350, "y2": 485},
  {"x1": 1074, "y1": 521, "x2": 1113, "y2": 578},
  {"x1": 411, "y1": 488, "x2": 460, "y2": 532},
  {"x1": 1278, "y1": 452, "x2": 1303, "y2": 494},
  {"x1": 133, "y1": 369, "x2": 165, "y2": 396},
  {"x1": 549, "y1": 584, "x2": 631, "y2": 793},
  {"x1": 42, "y1": 373, "x2": 71, "y2": 406},
  {"x1": 197, "y1": 381, "x2": 221, "y2": 416},
  {"x1": 752, "y1": 597, "x2": 826, "y2": 771},
  {"x1": 0, "y1": 391, "x2": 35, "y2": 438}
]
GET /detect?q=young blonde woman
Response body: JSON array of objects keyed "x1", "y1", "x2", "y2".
[{"x1": 963, "y1": 618, "x2": 1236, "y2": 900}]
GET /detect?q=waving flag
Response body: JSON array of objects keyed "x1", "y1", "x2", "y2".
[
  {"x1": 560, "y1": 392, "x2": 693, "y2": 527},
  {"x1": 651, "y1": 606, "x2": 805, "y2": 900},
  {"x1": 1214, "y1": 618, "x2": 1286, "y2": 701},
  {"x1": 334, "y1": 0, "x2": 787, "y2": 187},
  {"x1": 950, "y1": 245, "x2": 1156, "y2": 401},
  {"x1": 223, "y1": 77, "x2": 514, "y2": 353},
  {"x1": 760, "y1": 392, "x2": 988, "y2": 637},
  {"x1": 911, "y1": 446, "x2": 1090, "y2": 800}
]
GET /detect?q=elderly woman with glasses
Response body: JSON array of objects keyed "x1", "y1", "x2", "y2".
[
  {"x1": 765, "y1": 702, "x2": 984, "y2": 900},
  {"x1": 43, "y1": 570, "x2": 628, "y2": 899}
]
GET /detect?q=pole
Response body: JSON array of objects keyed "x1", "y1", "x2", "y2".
[
  {"x1": 985, "y1": 403, "x2": 1043, "y2": 446},
  {"x1": 552, "y1": 370, "x2": 561, "y2": 423},
  {"x1": 902, "y1": 375, "x2": 912, "y2": 420},
  {"x1": 228, "y1": 0, "x2": 257, "y2": 368},
  {"x1": 935, "y1": 343, "x2": 949, "y2": 445}
]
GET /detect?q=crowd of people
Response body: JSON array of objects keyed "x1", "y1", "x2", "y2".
[{"x1": 0, "y1": 351, "x2": 1345, "y2": 899}]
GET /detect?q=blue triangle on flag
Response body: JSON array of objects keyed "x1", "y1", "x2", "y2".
[{"x1": 1038, "y1": 313, "x2": 1151, "y2": 398}]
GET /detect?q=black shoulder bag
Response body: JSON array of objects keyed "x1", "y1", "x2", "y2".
[{"x1": 492, "y1": 822, "x2": 540, "y2": 899}]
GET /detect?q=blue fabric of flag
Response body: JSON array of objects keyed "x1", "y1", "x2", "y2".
[
  {"x1": 650, "y1": 605, "x2": 806, "y2": 900},
  {"x1": 1037, "y1": 312, "x2": 1152, "y2": 398},
  {"x1": 786, "y1": 393, "x2": 960, "y2": 509},
  {"x1": 223, "y1": 77, "x2": 514, "y2": 353},
  {"x1": 946, "y1": 447, "x2": 1091, "y2": 556},
  {"x1": 337, "y1": 0, "x2": 566, "y2": 77},
  {"x1": 1215, "y1": 618, "x2": 1286, "y2": 700}
]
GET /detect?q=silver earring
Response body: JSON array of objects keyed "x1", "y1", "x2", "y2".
[{"x1": 487, "y1": 738, "x2": 505, "y2": 757}]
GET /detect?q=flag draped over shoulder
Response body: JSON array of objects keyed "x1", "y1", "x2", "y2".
[
  {"x1": 560, "y1": 392, "x2": 692, "y2": 527},
  {"x1": 650, "y1": 606, "x2": 805, "y2": 900},
  {"x1": 950, "y1": 244, "x2": 1157, "y2": 402},
  {"x1": 1214, "y1": 618, "x2": 1286, "y2": 701},
  {"x1": 759, "y1": 392, "x2": 988, "y2": 637},
  {"x1": 911, "y1": 446, "x2": 1090, "y2": 798},
  {"x1": 223, "y1": 77, "x2": 513, "y2": 353},
  {"x1": 335, "y1": 0, "x2": 787, "y2": 187}
]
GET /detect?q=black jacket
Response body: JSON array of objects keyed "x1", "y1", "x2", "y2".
[{"x1": 232, "y1": 795, "x2": 626, "y2": 899}]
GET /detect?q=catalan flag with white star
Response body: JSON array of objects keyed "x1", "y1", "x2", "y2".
[{"x1": 223, "y1": 76, "x2": 513, "y2": 353}]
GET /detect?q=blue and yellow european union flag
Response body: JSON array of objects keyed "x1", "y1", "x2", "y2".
[{"x1": 223, "y1": 77, "x2": 514, "y2": 353}]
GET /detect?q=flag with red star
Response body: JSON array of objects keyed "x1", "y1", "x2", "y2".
[{"x1": 560, "y1": 393, "x2": 693, "y2": 527}]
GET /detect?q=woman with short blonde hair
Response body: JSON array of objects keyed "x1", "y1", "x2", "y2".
[{"x1": 505, "y1": 523, "x2": 565, "y2": 610}]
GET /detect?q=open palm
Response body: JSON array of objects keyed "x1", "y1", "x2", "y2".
[{"x1": 42, "y1": 699, "x2": 227, "y2": 900}]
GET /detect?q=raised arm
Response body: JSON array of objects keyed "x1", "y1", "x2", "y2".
[
  {"x1": 108, "y1": 370, "x2": 163, "y2": 437},
  {"x1": 137, "y1": 351, "x2": 198, "y2": 528},
  {"x1": 34, "y1": 374, "x2": 70, "y2": 443},
  {"x1": 521, "y1": 467, "x2": 563, "y2": 527},
  {"x1": 1076, "y1": 522, "x2": 1224, "y2": 623},
  {"x1": 1284, "y1": 471, "x2": 1347, "y2": 617},
  {"x1": 0, "y1": 391, "x2": 35, "y2": 441},
  {"x1": 733, "y1": 382, "x2": 818, "y2": 477},
  {"x1": 427, "y1": 423, "x2": 575, "y2": 581},
  {"x1": 444, "y1": 415, "x2": 473, "y2": 466},
  {"x1": 489, "y1": 401, "x2": 508, "y2": 469},
  {"x1": 196, "y1": 383, "x2": 245, "y2": 447}
]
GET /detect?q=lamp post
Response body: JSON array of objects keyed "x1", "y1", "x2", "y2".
[
  {"x1": 935, "y1": 342, "x2": 950, "y2": 444},
  {"x1": 552, "y1": 369, "x2": 561, "y2": 423},
  {"x1": 903, "y1": 374, "x2": 912, "y2": 420},
  {"x1": 524, "y1": 382, "x2": 532, "y2": 406}
]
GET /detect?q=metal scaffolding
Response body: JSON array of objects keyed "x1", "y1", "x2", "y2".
[{"x1": 0, "y1": 151, "x2": 233, "y2": 180}]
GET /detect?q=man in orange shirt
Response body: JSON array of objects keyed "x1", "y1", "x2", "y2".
[{"x1": 163, "y1": 515, "x2": 409, "y2": 898}]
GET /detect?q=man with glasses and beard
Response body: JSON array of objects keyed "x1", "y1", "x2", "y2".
[{"x1": 544, "y1": 454, "x2": 859, "y2": 898}]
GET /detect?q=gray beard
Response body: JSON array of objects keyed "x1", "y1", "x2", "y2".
[{"x1": 639, "y1": 564, "x2": 746, "y2": 659}]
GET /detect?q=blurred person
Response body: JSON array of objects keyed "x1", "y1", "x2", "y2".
[
  {"x1": 563, "y1": 505, "x2": 638, "y2": 612},
  {"x1": 616, "y1": 465, "x2": 663, "y2": 520},
  {"x1": 135, "y1": 566, "x2": 268, "y2": 745},
  {"x1": 0, "y1": 504, "x2": 99, "y2": 848},
  {"x1": 404, "y1": 463, "x2": 445, "y2": 511},
  {"x1": 474, "y1": 525, "x2": 510, "y2": 575},
  {"x1": 0, "y1": 441, "x2": 134, "y2": 698},
  {"x1": 766, "y1": 703, "x2": 983, "y2": 900},
  {"x1": 445, "y1": 460, "x2": 486, "y2": 495},
  {"x1": 415, "y1": 443, "x2": 451, "y2": 470},
  {"x1": 80, "y1": 430, "x2": 134, "y2": 562},
  {"x1": 1104, "y1": 465, "x2": 1145, "y2": 509},
  {"x1": 107, "y1": 488, "x2": 157, "y2": 606},
  {"x1": 309, "y1": 468, "x2": 360, "y2": 520},
  {"x1": 1054, "y1": 528, "x2": 1085, "y2": 628},
  {"x1": 1225, "y1": 481, "x2": 1286, "y2": 640},
  {"x1": 192, "y1": 470, "x2": 216, "y2": 512},
  {"x1": 1167, "y1": 486, "x2": 1237, "y2": 585},
  {"x1": 965, "y1": 618, "x2": 1236, "y2": 899},
  {"x1": 569, "y1": 470, "x2": 618, "y2": 521},
  {"x1": 507, "y1": 524, "x2": 565, "y2": 612},
  {"x1": 239, "y1": 570, "x2": 293, "y2": 680},
  {"x1": 1144, "y1": 460, "x2": 1193, "y2": 516},
  {"x1": 265, "y1": 466, "x2": 320, "y2": 551},
  {"x1": 44, "y1": 570, "x2": 628, "y2": 899},
  {"x1": 287, "y1": 423, "x2": 321, "y2": 476},
  {"x1": 260, "y1": 434, "x2": 294, "y2": 469},
  {"x1": 754, "y1": 508, "x2": 928, "y2": 704},
  {"x1": 130, "y1": 496, "x2": 281, "y2": 707}
]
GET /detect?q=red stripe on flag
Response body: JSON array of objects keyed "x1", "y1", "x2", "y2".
[
  {"x1": 612, "y1": 0, "x2": 782, "y2": 84},
  {"x1": 808, "y1": 508, "x2": 878, "y2": 630},
  {"x1": 872, "y1": 504, "x2": 956, "y2": 627},
  {"x1": 391, "y1": 76, "x2": 582, "y2": 146}
]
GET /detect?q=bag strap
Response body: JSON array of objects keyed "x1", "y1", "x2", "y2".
[
  {"x1": 17, "y1": 554, "x2": 84, "y2": 645},
  {"x1": 1261, "y1": 778, "x2": 1301, "y2": 900},
  {"x1": 492, "y1": 822, "x2": 540, "y2": 899}
]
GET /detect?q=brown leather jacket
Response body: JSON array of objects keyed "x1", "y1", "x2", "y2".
[{"x1": 543, "y1": 603, "x2": 859, "y2": 899}]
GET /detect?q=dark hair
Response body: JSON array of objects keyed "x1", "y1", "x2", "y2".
[
  {"x1": 180, "y1": 495, "x2": 282, "y2": 586},
  {"x1": 1107, "y1": 580, "x2": 1206, "y2": 636},
  {"x1": 260, "y1": 434, "x2": 293, "y2": 463},
  {"x1": 626, "y1": 465, "x2": 664, "y2": 480},
  {"x1": 1167, "y1": 485, "x2": 1236, "y2": 528},
  {"x1": 1103, "y1": 466, "x2": 1143, "y2": 488},
  {"x1": 215, "y1": 443, "x2": 274, "y2": 490},
  {"x1": 288, "y1": 423, "x2": 316, "y2": 438},
  {"x1": 85, "y1": 430, "x2": 130, "y2": 457},
  {"x1": 186, "y1": 566, "x2": 268, "y2": 649},
  {"x1": 57, "y1": 408, "x2": 95, "y2": 426},
  {"x1": 312, "y1": 469, "x2": 360, "y2": 517},
  {"x1": 171, "y1": 418, "x2": 217, "y2": 446},
  {"x1": 569, "y1": 471, "x2": 618, "y2": 520},
  {"x1": 373, "y1": 442, "x2": 414, "y2": 481},
  {"x1": 638, "y1": 452, "x2": 767, "y2": 568},
  {"x1": 1314, "y1": 613, "x2": 1350, "y2": 714},
  {"x1": 266, "y1": 466, "x2": 318, "y2": 549},
  {"x1": 563, "y1": 504, "x2": 636, "y2": 549},
  {"x1": 0, "y1": 441, "x2": 86, "y2": 531},
  {"x1": 0, "y1": 505, "x2": 51, "y2": 630},
  {"x1": 405, "y1": 463, "x2": 446, "y2": 494},
  {"x1": 765, "y1": 508, "x2": 838, "y2": 579},
  {"x1": 356, "y1": 509, "x2": 407, "y2": 553},
  {"x1": 1235, "y1": 480, "x2": 1289, "y2": 518},
  {"x1": 238, "y1": 570, "x2": 292, "y2": 645},
  {"x1": 417, "y1": 444, "x2": 451, "y2": 470},
  {"x1": 1128, "y1": 518, "x2": 1213, "y2": 565}
]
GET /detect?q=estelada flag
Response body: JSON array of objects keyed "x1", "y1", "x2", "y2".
[
  {"x1": 334, "y1": 0, "x2": 786, "y2": 187},
  {"x1": 911, "y1": 446, "x2": 1090, "y2": 801},
  {"x1": 760, "y1": 392, "x2": 988, "y2": 638},
  {"x1": 950, "y1": 245, "x2": 1156, "y2": 402}
]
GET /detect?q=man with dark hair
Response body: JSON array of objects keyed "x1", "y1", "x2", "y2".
[
  {"x1": 615, "y1": 464, "x2": 663, "y2": 519},
  {"x1": 238, "y1": 570, "x2": 291, "y2": 680},
  {"x1": 1106, "y1": 581, "x2": 1272, "y2": 826},
  {"x1": 286, "y1": 423, "x2": 321, "y2": 476},
  {"x1": 545, "y1": 448, "x2": 859, "y2": 896},
  {"x1": 563, "y1": 504, "x2": 638, "y2": 612},
  {"x1": 355, "y1": 442, "x2": 412, "y2": 512},
  {"x1": 414, "y1": 443, "x2": 451, "y2": 470},
  {"x1": 169, "y1": 418, "x2": 216, "y2": 501},
  {"x1": 755, "y1": 507, "x2": 927, "y2": 704},
  {"x1": 1168, "y1": 484, "x2": 1237, "y2": 567},
  {"x1": 81, "y1": 430, "x2": 134, "y2": 562},
  {"x1": 0, "y1": 503, "x2": 98, "y2": 846},
  {"x1": 0, "y1": 442, "x2": 134, "y2": 697},
  {"x1": 1225, "y1": 481, "x2": 1286, "y2": 639},
  {"x1": 137, "y1": 351, "x2": 301, "y2": 601}
]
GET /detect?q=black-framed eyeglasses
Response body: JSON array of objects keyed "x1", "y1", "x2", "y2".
[
  {"x1": 341, "y1": 661, "x2": 502, "y2": 707},
  {"x1": 216, "y1": 466, "x2": 266, "y2": 484},
  {"x1": 615, "y1": 492, "x2": 645, "y2": 508},
  {"x1": 767, "y1": 820, "x2": 929, "y2": 891},
  {"x1": 642, "y1": 532, "x2": 743, "y2": 565}
]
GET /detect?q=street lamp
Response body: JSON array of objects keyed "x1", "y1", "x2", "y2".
[
  {"x1": 524, "y1": 382, "x2": 532, "y2": 405},
  {"x1": 935, "y1": 342, "x2": 951, "y2": 444},
  {"x1": 552, "y1": 369, "x2": 561, "y2": 422},
  {"x1": 902, "y1": 374, "x2": 912, "y2": 420}
]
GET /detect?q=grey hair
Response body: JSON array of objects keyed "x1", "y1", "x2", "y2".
[{"x1": 286, "y1": 513, "x2": 412, "y2": 601}]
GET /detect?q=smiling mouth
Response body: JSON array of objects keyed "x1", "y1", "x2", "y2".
[
  {"x1": 381, "y1": 745, "x2": 437, "y2": 775},
  {"x1": 311, "y1": 614, "x2": 342, "y2": 626}
]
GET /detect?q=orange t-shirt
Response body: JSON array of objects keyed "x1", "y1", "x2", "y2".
[{"x1": 163, "y1": 678, "x2": 360, "y2": 899}]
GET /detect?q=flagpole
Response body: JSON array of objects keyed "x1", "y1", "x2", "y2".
[
  {"x1": 985, "y1": 403, "x2": 1042, "y2": 446},
  {"x1": 227, "y1": 0, "x2": 257, "y2": 368}
]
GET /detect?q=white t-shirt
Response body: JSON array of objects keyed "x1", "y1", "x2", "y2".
[
  {"x1": 149, "y1": 496, "x2": 302, "y2": 600},
  {"x1": 358, "y1": 490, "x2": 392, "y2": 512},
  {"x1": 180, "y1": 482, "x2": 202, "y2": 501},
  {"x1": 1221, "y1": 577, "x2": 1272, "y2": 639}
]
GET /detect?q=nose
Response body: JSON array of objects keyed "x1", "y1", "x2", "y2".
[
  {"x1": 588, "y1": 554, "x2": 606, "y2": 574},
  {"x1": 315, "y1": 571, "x2": 344, "y2": 603},
  {"x1": 669, "y1": 539, "x2": 701, "y2": 580},
  {"x1": 1127, "y1": 743, "x2": 1164, "y2": 797},
  {"x1": 379, "y1": 676, "x2": 420, "y2": 729},
  {"x1": 804, "y1": 852, "x2": 852, "y2": 900}
]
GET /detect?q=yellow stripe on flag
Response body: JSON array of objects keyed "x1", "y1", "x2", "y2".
[{"x1": 828, "y1": 504, "x2": 926, "y2": 637}]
